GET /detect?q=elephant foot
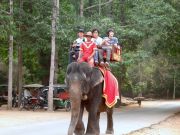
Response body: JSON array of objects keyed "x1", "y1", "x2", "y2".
[
  {"x1": 74, "y1": 132, "x2": 84, "y2": 135},
  {"x1": 85, "y1": 130, "x2": 99, "y2": 135},
  {"x1": 74, "y1": 129, "x2": 85, "y2": 135},
  {"x1": 85, "y1": 133, "x2": 99, "y2": 135},
  {"x1": 106, "y1": 129, "x2": 114, "y2": 135}
]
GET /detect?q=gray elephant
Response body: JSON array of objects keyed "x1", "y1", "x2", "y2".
[{"x1": 66, "y1": 62, "x2": 114, "y2": 135}]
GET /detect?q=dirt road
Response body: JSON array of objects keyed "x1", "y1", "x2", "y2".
[
  {"x1": 0, "y1": 100, "x2": 180, "y2": 135},
  {"x1": 128, "y1": 112, "x2": 180, "y2": 135}
]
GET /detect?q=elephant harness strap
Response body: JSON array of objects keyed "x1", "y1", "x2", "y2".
[{"x1": 98, "y1": 67, "x2": 120, "y2": 108}]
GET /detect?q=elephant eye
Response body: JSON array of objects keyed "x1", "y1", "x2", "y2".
[{"x1": 82, "y1": 73, "x2": 86, "y2": 79}]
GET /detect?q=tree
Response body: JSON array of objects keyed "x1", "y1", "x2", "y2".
[
  {"x1": 1, "y1": 0, "x2": 179, "y2": 100},
  {"x1": 17, "y1": 0, "x2": 23, "y2": 107},
  {"x1": 8, "y1": 0, "x2": 13, "y2": 110},
  {"x1": 48, "y1": 0, "x2": 58, "y2": 111},
  {"x1": 80, "y1": 0, "x2": 84, "y2": 17},
  {"x1": 54, "y1": 0, "x2": 59, "y2": 84}
]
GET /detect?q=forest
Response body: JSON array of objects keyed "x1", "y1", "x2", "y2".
[{"x1": 0, "y1": 0, "x2": 180, "y2": 100}]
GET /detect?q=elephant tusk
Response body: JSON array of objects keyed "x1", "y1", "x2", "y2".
[
  {"x1": 82, "y1": 73, "x2": 86, "y2": 79},
  {"x1": 82, "y1": 95, "x2": 88, "y2": 100}
]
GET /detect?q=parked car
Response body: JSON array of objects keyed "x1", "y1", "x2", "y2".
[
  {"x1": 0, "y1": 84, "x2": 17, "y2": 107},
  {"x1": 20, "y1": 84, "x2": 44, "y2": 110},
  {"x1": 42, "y1": 84, "x2": 71, "y2": 111}
]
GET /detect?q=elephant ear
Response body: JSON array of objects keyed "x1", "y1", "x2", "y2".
[
  {"x1": 66, "y1": 62, "x2": 79, "y2": 86},
  {"x1": 66, "y1": 62, "x2": 79, "y2": 75},
  {"x1": 90, "y1": 67, "x2": 104, "y2": 88},
  {"x1": 78, "y1": 63, "x2": 103, "y2": 88}
]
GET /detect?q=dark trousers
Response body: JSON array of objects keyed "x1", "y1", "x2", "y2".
[
  {"x1": 98, "y1": 46, "x2": 112, "y2": 62},
  {"x1": 69, "y1": 46, "x2": 80, "y2": 63}
]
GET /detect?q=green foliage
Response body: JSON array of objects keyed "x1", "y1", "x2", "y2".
[{"x1": 0, "y1": 0, "x2": 179, "y2": 98}]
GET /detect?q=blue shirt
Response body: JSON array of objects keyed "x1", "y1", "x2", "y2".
[{"x1": 103, "y1": 37, "x2": 118, "y2": 46}]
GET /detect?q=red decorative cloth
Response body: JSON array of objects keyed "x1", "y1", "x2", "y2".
[{"x1": 99, "y1": 67, "x2": 120, "y2": 108}]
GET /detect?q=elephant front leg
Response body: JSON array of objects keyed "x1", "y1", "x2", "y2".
[
  {"x1": 106, "y1": 108, "x2": 114, "y2": 134},
  {"x1": 74, "y1": 104, "x2": 85, "y2": 135},
  {"x1": 86, "y1": 113, "x2": 99, "y2": 135},
  {"x1": 86, "y1": 107, "x2": 100, "y2": 135}
]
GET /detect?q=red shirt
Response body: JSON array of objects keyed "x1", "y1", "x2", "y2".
[{"x1": 80, "y1": 41, "x2": 96, "y2": 58}]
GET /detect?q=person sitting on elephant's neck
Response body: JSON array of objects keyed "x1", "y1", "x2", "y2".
[
  {"x1": 69, "y1": 29, "x2": 86, "y2": 63},
  {"x1": 92, "y1": 28, "x2": 103, "y2": 66},
  {"x1": 78, "y1": 31, "x2": 97, "y2": 67},
  {"x1": 99, "y1": 29, "x2": 118, "y2": 67}
]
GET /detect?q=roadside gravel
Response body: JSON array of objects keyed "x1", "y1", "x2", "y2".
[{"x1": 127, "y1": 112, "x2": 180, "y2": 135}]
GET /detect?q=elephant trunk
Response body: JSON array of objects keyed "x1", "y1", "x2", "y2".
[{"x1": 68, "y1": 85, "x2": 82, "y2": 135}]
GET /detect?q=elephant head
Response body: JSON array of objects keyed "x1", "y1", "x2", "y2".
[
  {"x1": 66, "y1": 62, "x2": 104, "y2": 135},
  {"x1": 66, "y1": 62, "x2": 103, "y2": 99}
]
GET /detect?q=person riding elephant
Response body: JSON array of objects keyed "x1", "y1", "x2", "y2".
[
  {"x1": 77, "y1": 31, "x2": 97, "y2": 67},
  {"x1": 66, "y1": 62, "x2": 115, "y2": 135},
  {"x1": 91, "y1": 28, "x2": 103, "y2": 65},
  {"x1": 99, "y1": 29, "x2": 119, "y2": 67},
  {"x1": 69, "y1": 29, "x2": 86, "y2": 63}
]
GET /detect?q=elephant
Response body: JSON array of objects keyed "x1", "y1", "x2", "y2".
[{"x1": 66, "y1": 62, "x2": 114, "y2": 135}]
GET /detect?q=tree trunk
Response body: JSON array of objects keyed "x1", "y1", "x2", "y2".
[
  {"x1": 18, "y1": 0, "x2": 23, "y2": 108},
  {"x1": 89, "y1": 0, "x2": 93, "y2": 6},
  {"x1": 108, "y1": 0, "x2": 113, "y2": 18},
  {"x1": 54, "y1": 45, "x2": 58, "y2": 84},
  {"x1": 139, "y1": 62, "x2": 143, "y2": 95},
  {"x1": 29, "y1": 0, "x2": 33, "y2": 13},
  {"x1": 139, "y1": 63, "x2": 142, "y2": 83},
  {"x1": 54, "y1": 0, "x2": 59, "y2": 84},
  {"x1": 80, "y1": 0, "x2": 84, "y2": 17},
  {"x1": 88, "y1": 0, "x2": 93, "y2": 15},
  {"x1": 39, "y1": 51, "x2": 50, "y2": 85},
  {"x1": 48, "y1": 0, "x2": 57, "y2": 111},
  {"x1": 166, "y1": 89, "x2": 169, "y2": 99},
  {"x1": 173, "y1": 70, "x2": 176, "y2": 99},
  {"x1": 120, "y1": 0, "x2": 126, "y2": 25},
  {"x1": 98, "y1": 0, "x2": 101, "y2": 15},
  {"x1": 18, "y1": 45, "x2": 23, "y2": 107},
  {"x1": 8, "y1": 0, "x2": 13, "y2": 110}
]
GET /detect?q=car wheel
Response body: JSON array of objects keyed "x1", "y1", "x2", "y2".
[{"x1": 65, "y1": 100, "x2": 71, "y2": 112}]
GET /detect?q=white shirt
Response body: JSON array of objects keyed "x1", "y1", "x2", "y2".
[
  {"x1": 24, "y1": 89, "x2": 32, "y2": 97},
  {"x1": 92, "y1": 37, "x2": 103, "y2": 46},
  {"x1": 75, "y1": 38, "x2": 86, "y2": 47}
]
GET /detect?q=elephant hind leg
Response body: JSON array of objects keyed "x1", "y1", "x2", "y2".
[{"x1": 106, "y1": 108, "x2": 114, "y2": 134}]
